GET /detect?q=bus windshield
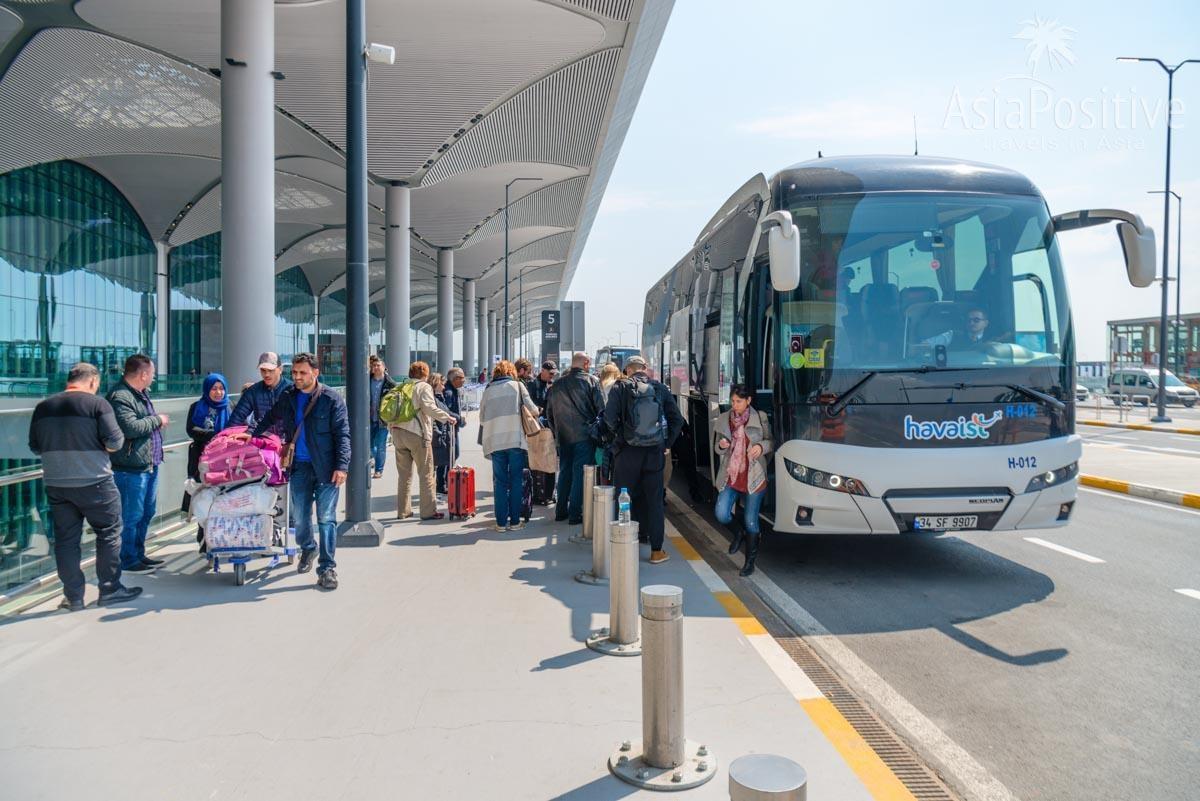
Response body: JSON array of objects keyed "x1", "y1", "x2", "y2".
[{"x1": 776, "y1": 192, "x2": 1072, "y2": 375}]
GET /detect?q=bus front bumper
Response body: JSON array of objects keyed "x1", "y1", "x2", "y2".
[{"x1": 773, "y1": 437, "x2": 1082, "y2": 535}]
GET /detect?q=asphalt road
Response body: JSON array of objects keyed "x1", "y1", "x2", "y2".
[
  {"x1": 1078, "y1": 424, "x2": 1200, "y2": 459},
  {"x1": 675, "y1": 486, "x2": 1200, "y2": 801}
]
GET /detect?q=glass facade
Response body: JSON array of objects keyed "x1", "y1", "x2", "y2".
[
  {"x1": 1109, "y1": 314, "x2": 1200, "y2": 378},
  {"x1": 0, "y1": 160, "x2": 157, "y2": 397}
]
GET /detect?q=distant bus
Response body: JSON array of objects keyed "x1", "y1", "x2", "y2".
[
  {"x1": 642, "y1": 155, "x2": 1155, "y2": 535},
  {"x1": 595, "y1": 346, "x2": 641, "y2": 372}
]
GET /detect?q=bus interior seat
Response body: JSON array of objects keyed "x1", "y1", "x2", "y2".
[
  {"x1": 900, "y1": 286, "x2": 939, "y2": 313},
  {"x1": 860, "y1": 283, "x2": 901, "y2": 359},
  {"x1": 955, "y1": 289, "x2": 981, "y2": 308},
  {"x1": 905, "y1": 301, "x2": 965, "y2": 351}
]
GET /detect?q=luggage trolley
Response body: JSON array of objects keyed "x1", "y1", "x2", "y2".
[{"x1": 204, "y1": 479, "x2": 297, "y2": 586}]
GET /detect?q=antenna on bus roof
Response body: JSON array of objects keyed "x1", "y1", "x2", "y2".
[{"x1": 913, "y1": 115, "x2": 919, "y2": 156}]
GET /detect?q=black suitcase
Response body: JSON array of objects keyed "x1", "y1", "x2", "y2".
[
  {"x1": 531, "y1": 470, "x2": 556, "y2": 505},
  {"x1": 521, "y1": 468, "x2": 534, "y2": 521}
]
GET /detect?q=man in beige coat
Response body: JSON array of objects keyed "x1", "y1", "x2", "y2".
[{"x1": 392, "y1": 361, "x2": 457, "y2": 520}]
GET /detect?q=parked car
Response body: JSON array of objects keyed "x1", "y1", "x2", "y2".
[
  {"x1": 1075, "y1": 384, "x2": 1089, "y2": 402},
  {"x1": 1107, "y1": 367, "x2": 1198, "y2": 408}
]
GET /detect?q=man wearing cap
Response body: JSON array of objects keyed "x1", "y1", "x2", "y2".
[
  {"x1": 229, "y1": 351, "x2": 292, "y2": 438},
  {"x1": 603, "y1": 355, "x2": 684, "y2": 564}
]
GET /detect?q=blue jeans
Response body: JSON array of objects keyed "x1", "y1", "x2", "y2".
[
  {"x1": 370, "y1": 422, "x2": 389, "y2": 473},
  {"x1": 114, "y1": 468, "x2": 158, "y2": 569},
  {"x1": 290, "y1": 461, "x2": 339, "y2": 574},
  {"x1": 715, "y1": 484, "x2": 766, "y2": 535},
  {"x1": 555, "y1": 439, "x2": 594, "y2": 523},
  {"x1": 491, "y1": 448, "x2": 527, "y2": 527}
]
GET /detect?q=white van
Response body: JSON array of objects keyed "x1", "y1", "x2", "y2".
[{"x1": 1107, "y1": 367, "x2": 1198, "y2": 408}]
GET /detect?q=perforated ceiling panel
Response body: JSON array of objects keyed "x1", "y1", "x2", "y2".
[
  {"x1": 423, "y1": 48, "x2": 620, "y2": 187},
  {"x1": 76, "y1": 0, "x2": 608, "y2": 180},
  {"x1": 460, "y1": 176, "x2": 587, "y2": 249},
  {"x1": 276, "y1": 229, "x2": 385, "y2": 273},
  {"x1": 557, "y1": 0, "x2": 634, "y2": 21},
  {"x1": 77, "y1": 154, "x2": 221, "y2": 241},
  {"x1": 170, "y1": 173, "x2": 369, "y2": 246},
  {"x1": 0, "y1": 28, "x2": 220, "y2": 172}
]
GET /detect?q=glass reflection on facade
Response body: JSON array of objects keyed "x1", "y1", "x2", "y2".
[{"x1": 0, "y1": 160, "x2": 157, "y2": 396}]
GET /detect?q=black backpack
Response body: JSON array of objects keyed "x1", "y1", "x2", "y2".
[{"x1": 623, "y1": 377, "x2": 666, "y2": 447}]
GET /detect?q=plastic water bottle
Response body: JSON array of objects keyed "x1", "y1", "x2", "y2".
[{"x1": 618, "y1": 487, "x2": 632, "y2": 524}]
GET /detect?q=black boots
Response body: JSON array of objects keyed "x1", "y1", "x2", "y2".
[
  {"x1": 727, "y1": 526, "x2": 745, "y2": 555},
  {"x1": 739, "y1": 532, "x2": 759, "y2": 577}
]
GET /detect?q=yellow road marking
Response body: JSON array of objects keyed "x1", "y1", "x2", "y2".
[
  {"x1": 1184, "y1": 493, "x2": 1200, "y2": 510},
  {"x1": 800, "y1": 698, "x2": 920, "y2": 801},
  {"x1": 668, "y1": 534, "x2": 701, "y2": 561},
  {"x1": 712, "y1": 590, "x2": 767, "y2": 635}
]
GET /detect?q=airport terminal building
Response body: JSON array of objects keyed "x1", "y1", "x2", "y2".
[{"x1": 0, "y1": 0, "x2": 671, "y2": 590}]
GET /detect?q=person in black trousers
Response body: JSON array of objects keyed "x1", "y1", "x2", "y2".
[
  {"x1": 27, "y1": 362, "x2": 142, "y2": 609},
  {"x1": 602, "y1": 355, "x2": 683, "y2": 565},
  {"x1": 184, "y1": 373, "x2": 231, "y2": 552}
]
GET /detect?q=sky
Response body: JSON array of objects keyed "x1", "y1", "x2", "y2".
[{"x1": 567, "y1": 0, "x2": 1200, "y2": 362}]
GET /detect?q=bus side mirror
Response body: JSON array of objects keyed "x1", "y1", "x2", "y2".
[
  {"x1": 1052, "y1": 208, "x2": 1156, "y2": 288},
  {"x1": 1117, "y1": 221, "x2": 1156, "y2": 288},
  {"x1": 762, "y1": 210, "x2": 800, "y2": 292}
]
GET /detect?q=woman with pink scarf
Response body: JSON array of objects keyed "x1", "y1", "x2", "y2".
[{"x1": 713, "y1": 385, "x2": 773, "y2": 576}]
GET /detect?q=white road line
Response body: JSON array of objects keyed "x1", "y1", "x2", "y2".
[
  {"x1": 1079, "y1": 487, "x2": 1200, "y2": 517},
  {"x1": 1023, "y1": 537, "x2": 1106, "y2": 563},
  {"x1": 664, "y1": 491, "x2": 1023, "y2": 801},
  {"x1": 1174, "y1": 589, "x2": 1200, "y2": 601}
]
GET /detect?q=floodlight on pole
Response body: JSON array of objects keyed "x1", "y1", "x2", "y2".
[
  {"x1": 1117, "y1": 56, "x2": 1199, "y2": 422},
  {"x1": 503, "y1": 177, "x2": 542, "y2": 361}
]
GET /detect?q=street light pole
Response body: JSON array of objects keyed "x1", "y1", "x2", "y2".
[
  {"x1": 1119, "y1": 56, "x2": 1198, "y2": 422},
  {"x1": 503, "y1": 177, "x2": 542, "y2": 361},
  {"x1": 1149, "y1": 189, "x2": 1183, "y2": 373}
]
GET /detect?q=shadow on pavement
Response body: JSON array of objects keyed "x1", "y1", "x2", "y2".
[{"x1": 670, "y1": 476, "x2": 1068, "y2": 667}]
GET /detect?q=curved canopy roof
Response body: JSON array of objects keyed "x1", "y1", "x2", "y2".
[{"x1": 0, "y1": 0, "x2": 672, "y2": 334}]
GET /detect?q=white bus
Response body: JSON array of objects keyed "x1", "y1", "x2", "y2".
[{"x1": 643, "y1": 155, "x2": 1154, "y2": 534}]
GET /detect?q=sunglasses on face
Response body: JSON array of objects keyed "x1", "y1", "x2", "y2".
[{"x1": 968, "y1": 316, "x2": 986, "y2": 323}]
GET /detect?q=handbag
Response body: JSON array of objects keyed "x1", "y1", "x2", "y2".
[
  {"x1": 518, "y1": 382, "x2": 558, "y2": 472},
  {"x1": 280, "y1": 386, "x2": 320, "y2": 472}
]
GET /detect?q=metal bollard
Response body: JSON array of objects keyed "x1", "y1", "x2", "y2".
[
  {"x1": 570, "y1": 464, "x2": 597, "y2": 545},
  {"x1": 728, "y1": 754, "x2": 807, "y2": 801},
  {"x1": 575, "y1": 485, "x2": 613, "y2": 585},
  {"x1": 586, "y1": 520, "x2": 641, "y2": 656},
  {"x1": 608, "y1": 585, "x2": 715, "y2": 791}
]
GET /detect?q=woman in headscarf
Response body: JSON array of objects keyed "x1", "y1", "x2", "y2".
[
  {"x1": 713, "y1": 384, "x2": 773, "y2": 576},
  {"x1": 184, "y1": 373, "x2": 231, "y2": 551}
]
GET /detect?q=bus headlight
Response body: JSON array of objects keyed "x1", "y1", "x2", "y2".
[
  {"x1": 784, "y1": 458, "x2": 870, "y2": 496},
  {"x1": 1024, "y1": 462, "x2": 1078, "y2": 493}
]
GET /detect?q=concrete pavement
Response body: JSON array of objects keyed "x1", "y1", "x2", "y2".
[{"x1": 0, "y1": 423, "x2": 892, "y2": 801}]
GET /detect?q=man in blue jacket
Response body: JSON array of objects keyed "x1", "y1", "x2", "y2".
[
  {"x1": 229, "y1": 351, "x2": 292, "y2": 437},
  {"x1": 251, "y1": 353, "x2": 350, "y2": 590}
]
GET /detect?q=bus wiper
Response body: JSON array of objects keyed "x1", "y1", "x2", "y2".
[
  {"x1": 827, "y1": 366, "x2": 938, "y2": 415},
  {"x1": 1004, "y1": 383, "x2": 1066, "y2": 412}
]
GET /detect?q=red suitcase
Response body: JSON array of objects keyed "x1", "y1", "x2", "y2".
[{"x1": 447, "y1": 431, "x2": 476, "y2": 519}]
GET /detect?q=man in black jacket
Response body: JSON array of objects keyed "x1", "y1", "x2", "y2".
[
  {"x1": 546, "y1": 352, "x2": 603, "y2": 524},
  {"x1": 107, "y1": 354, "x2": 170, "y2": 573},
  {"x1": 603, "y1": 355, "x2": 684, "y2": 565},
  {"x1": 251, "y1": 353, "x2": 350, "y2": 590},
  {"x1": 229, "y1": 351, "x2": 292, "y2": 437}
]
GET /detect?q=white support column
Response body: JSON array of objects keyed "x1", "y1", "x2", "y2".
[
  {"x1": 477, "y1": 296, "x2": 488, "y2": 379},
  {"x1": 437, "y1": 248, "x2": 454, "y2": 374},
  {"x1": 220, "y1": 0, "x2": 276, "y2": 387},
  {"x1": 155, "y1": 241, "x2": 170, "y2": 374},
  {"x1": 385, "y1": 182, "x2": 410, "y2": 370},
  {"x1": 462, "y1": 279, "x2": 476, "y2": 381}
]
